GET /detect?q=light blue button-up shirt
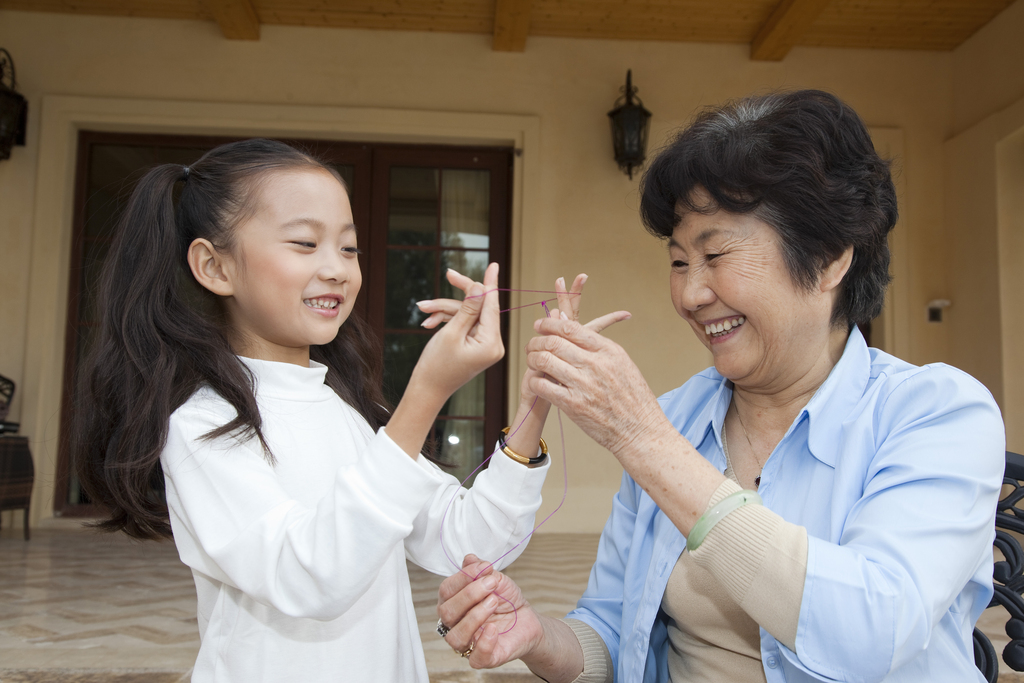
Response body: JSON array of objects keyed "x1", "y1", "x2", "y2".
[{"x1": 567, "y1": 328, "x2": 1004, "y2": 682}]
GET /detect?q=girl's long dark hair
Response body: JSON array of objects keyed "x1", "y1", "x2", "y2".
[{"x1": 72, "y1": 139, "x2": 391, "y2": 540}]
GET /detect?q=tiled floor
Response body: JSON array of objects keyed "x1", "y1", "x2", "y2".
[
  {"x1": 0, "y1": 525, "x2": 597, "y2": 682},
  {"x1": 2, "y1": 524, "x2": 1021, "y2": 682}
]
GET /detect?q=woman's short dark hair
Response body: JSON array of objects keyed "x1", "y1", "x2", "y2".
[{"x1": 639, "y1": 89, "x2": 898, "y2": 328}]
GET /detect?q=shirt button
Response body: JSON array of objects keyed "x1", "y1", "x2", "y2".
[{"x1": 766, "y1": 655, "x2": 778, "y2": 669}]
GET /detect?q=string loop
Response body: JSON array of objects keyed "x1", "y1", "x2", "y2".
[{"x1": 438, "y1": 287, "x2": 576, "y2": 633}]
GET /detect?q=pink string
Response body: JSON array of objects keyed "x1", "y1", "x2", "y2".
[
  {"x1": 437, "y1": 288, "x2": 575, "y2": 634},
  {"x1": 463, "y1": 287, "x2": 581, "y2": 314}
]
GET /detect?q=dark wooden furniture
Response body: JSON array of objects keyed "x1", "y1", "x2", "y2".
[
  {"x1": 975, "y1": 450, "x2": 1024, "y2": 681},
  {"x1": 0, "y1": 436, "x2": 33, "y2": 540},
  {"x1": 0, "y1": 373, "x2": 18, "y2": 435}
]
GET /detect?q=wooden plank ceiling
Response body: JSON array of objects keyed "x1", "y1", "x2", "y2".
[{"x1": 0, "y1": 0, "x2": 1015, "y2": 59}]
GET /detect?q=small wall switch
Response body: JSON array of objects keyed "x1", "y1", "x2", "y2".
[{"x1": 927, "y1": 299, "x2": 951, "y2": 323}]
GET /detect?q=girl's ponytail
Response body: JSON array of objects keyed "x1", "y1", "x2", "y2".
[{"x1": 74, "y1": 163, "x2": 251, "y2": 539}]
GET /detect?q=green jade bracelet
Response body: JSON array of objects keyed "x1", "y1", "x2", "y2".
[{"x1": 686, "y1": 489, "x2": 763, "y2": 552}]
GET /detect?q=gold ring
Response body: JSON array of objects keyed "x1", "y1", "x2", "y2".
[{"x1": 460, "y1": 641, "x2": 475, "y2": 658}]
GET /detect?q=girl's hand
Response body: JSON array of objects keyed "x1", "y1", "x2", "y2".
[
  {"x1": 437, "y1": 554, "x2": 544, "y2": 669},
  {"x1": 411, "y1": 264, "x2": 504, "y2": 402},
  {"x1": 417, "y1": 273, "x2": 598, "y2": 411}
]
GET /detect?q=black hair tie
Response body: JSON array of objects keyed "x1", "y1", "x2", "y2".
[{"x1": 181, "y1": 165, "x2": 191, "y2": 182}]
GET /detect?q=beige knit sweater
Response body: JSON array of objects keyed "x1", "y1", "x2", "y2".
[{"x1": 563, "y1": 435, "x2": 808, "y2": 682}]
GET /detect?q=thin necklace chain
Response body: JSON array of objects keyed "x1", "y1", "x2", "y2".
[{"x1": 732, "y1": 401, "x2": 769, "y2": 486}]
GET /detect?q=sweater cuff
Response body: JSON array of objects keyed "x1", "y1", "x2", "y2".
[
  {"x1": 562, "y1": 619, "x2": 613, "y2": 683},
  {"x1": 689, "y1": 482, "x2": 807, "y2": 650}
]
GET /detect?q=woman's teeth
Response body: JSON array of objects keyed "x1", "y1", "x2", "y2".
[
  {"x1": 304, "y1": 297, "x2": 339, "y2": 309},
  {"x1": 705, "y1": 317, "x2": 745, "y2": 337}
]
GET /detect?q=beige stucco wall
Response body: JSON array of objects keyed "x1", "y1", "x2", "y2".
[
  {"x1": 945, "y1": 0, "x2": 1024, "y2": 452},
  {"x1": 0, "y1": 4, "x2": 1015, "y2": 532},
  {"x1": 952, "y1": 0, "x2": 1024, "y2": 136}
]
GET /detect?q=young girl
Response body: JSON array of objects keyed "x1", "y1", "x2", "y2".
[{"x1": 72, "y1": 138, "x2": 592, "y2": 682}]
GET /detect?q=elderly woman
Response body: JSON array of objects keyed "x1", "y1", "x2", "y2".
[{"x1": 435, "y1": 89, "x2": 1005, "y2": 682}]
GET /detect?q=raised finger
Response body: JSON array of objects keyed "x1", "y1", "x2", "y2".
[
  {"x1": 564, "y1": 273, "x2": 587, "y2": 321},
  {"x1": 445, "y1": 281, "x2": 487, "y2": 336},
  {"x1": 445, "y1": 268, "x2": 477, "y2": 297},
  {"x1": 554, "y1": 277, "x2": 573, "y2": 321},
  {"x1": 416, "y1": 299, "x2": 462, "y2": 316},
  {"x1": 583, "y1": 310, "x2": 631, "y2": 334},
  {"x1": 420, "y1": 312, "x2": 455, "y2": 329},
  {"x1": 478, "y1": 262, "x2": 501, "y2": 334}
]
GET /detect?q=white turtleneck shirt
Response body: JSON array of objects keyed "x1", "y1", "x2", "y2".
[{"x1": 161, "y1": 357, "x2": 549, "y2": 683}]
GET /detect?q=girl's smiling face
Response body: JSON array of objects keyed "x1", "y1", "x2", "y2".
[
  {"x1": 669, "y1": 202, "x2": 840, "y2": 393},
  {"x1": 208, "y1": 168, "x2": 361, "y2": 365}
]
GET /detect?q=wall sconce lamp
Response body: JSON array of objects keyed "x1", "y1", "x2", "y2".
[
  {"x1": 0, "y1": 48, "x2": 28, "y2": 161},
  {"x1": 608, "y1": 70, "x2": 652, "y2": 180}
]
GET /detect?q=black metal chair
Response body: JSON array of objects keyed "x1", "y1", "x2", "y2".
[{"x1": 975, "y1": 450, "x2": 1024, "y2": 681}]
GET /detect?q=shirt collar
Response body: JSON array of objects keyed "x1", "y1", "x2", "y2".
[
  {"x1": 237, "y1": 355, "x2": 333, "y2": 401},
  {"x1": 801, "y1": 325, "x2": 871, "y2": 467},
  {"x1": 682, "y1": 326, "x2": 870, "y2": 470}
]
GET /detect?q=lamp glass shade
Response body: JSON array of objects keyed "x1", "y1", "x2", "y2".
[{"x1": 608, "y1": 97, "x2": 652, "y2": 178}]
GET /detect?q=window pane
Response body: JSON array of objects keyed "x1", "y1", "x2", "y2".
[
  {"x1": 382, "y1": 333, "x2": 430, "y2": 407},
  {"x1": 441, "y1": 373, "x2": 485, "y2": 418},
  {"x1": 441, "y1": 169, "x2": 490, "y2": 250},
  {"x1": 386, "y1": 249, "x2": 435, "y2": 328},
  {"x1": 440, "y1": 250, "x2": 489, "y2": 300},
  {"x1": 436, "y1": 419, "x2": 487, "y2": 485},
  {"x1": 389, "y1": 167, "x2": 438, "y2": 246}
]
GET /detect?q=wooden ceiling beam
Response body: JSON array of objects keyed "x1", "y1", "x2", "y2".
[
  {"x1": 492, "y1": 0, "x2": 533, "y2": 52},
  {"x1": 750, "y1": 0, "x2": 831, "y2": 61},
  {"x1": 202, "y1": 0, "x2": 261, "y2": 40}
]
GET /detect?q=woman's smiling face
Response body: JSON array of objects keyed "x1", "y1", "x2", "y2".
[{"x1": 669, "y1": 202, "x2": 839, "y2": 392}]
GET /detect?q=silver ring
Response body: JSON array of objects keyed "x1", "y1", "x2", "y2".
[{"x1": 436, "y1": 618, "x2": 450, "y2": 638}]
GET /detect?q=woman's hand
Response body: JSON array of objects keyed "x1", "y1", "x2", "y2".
[
  {"x1": 437, "y1": 554, "x2": 544, "y2": 668},
  {"x1": 518, "y1": 275, "x2": 587, "y2": 409},
  {"x1": 437, "y1": 555, "x2": 586, "y2": 681},
  {"x1": 525, "y1": 316, "x2": 666, "y2": 459}
]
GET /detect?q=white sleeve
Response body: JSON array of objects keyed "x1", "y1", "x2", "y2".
[
  {"x1": 403, "y1": 443, "x2": 550, "y2": 575},
  {"x1": 162, "y1": 406, "x2": 445, "y2": 621}
]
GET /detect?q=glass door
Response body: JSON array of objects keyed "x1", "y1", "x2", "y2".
[{"x1": 370, "y1": 146, "x2": 511, "y2": 484}]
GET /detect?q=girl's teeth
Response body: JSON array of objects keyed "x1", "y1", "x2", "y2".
[
  {"x1": 706, "y1": 317, "x2": 745, "y2": 337},
  {"x1": 304, "y1": 298, "x2": 338, "y2": 309}
]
